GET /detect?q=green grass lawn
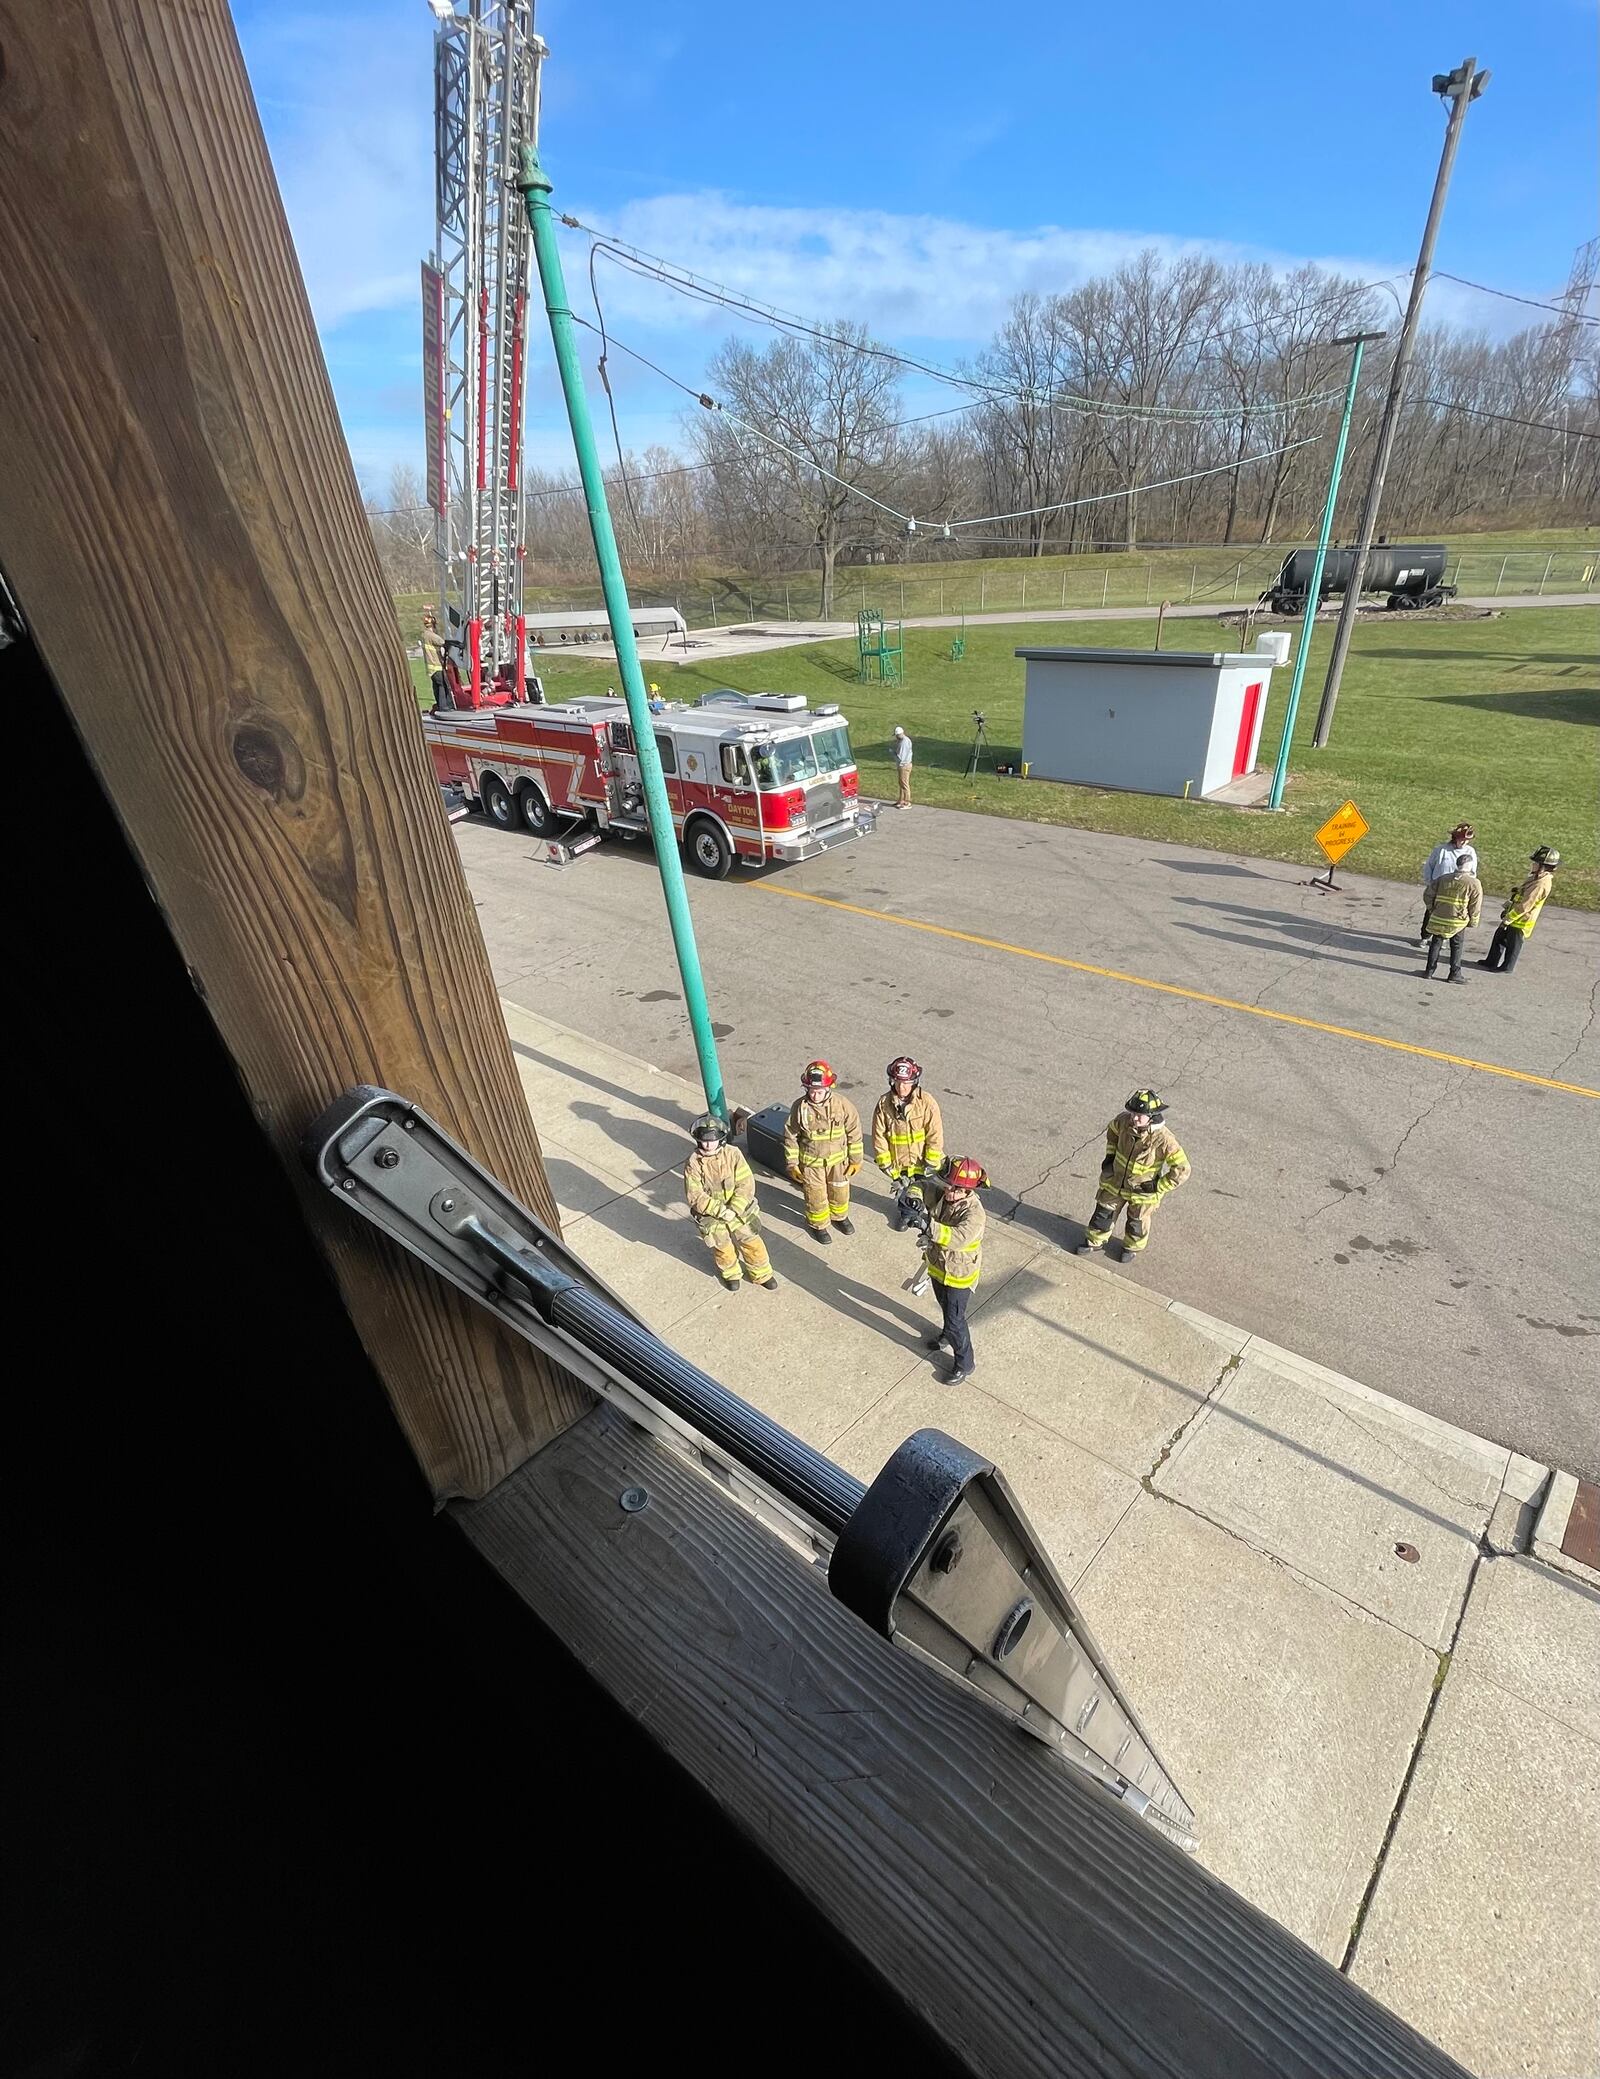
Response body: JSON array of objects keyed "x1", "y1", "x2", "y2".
[{"x1": 413, "y1": 605, "x2": 1598, "y2": 910}]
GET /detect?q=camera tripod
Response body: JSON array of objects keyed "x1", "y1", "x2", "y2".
[{"x1": 964, "y1": 712, "x2": 990, "y2": 779}]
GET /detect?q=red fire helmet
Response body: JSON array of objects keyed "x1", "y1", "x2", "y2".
[{"x1": 801, "y1": 1060, "x2": 837, "y2": 1090}]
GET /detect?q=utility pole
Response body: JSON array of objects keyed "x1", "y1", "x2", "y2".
[
  {"x1": 520, "y1": 142, "x2": 728, "y2": 1122},
  {"x1": 1266, "y1": 333, "x2": 1384, "y2": 811},
  {"x1": 1313, "y1": 57, "x2": 1489, "y2": 748}
]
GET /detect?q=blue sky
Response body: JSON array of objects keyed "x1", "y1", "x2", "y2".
[{"x1": 235, "y1": 0, "x2": 1598, "y2": 493}]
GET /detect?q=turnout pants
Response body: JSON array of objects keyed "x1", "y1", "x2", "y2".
[
  {"x1": 1481, "y1": 924, "x2": 1524, "y2": 973},
  {"x1": 1424, "y1": 931, "x2": 1465, "y2": 980},
  {"x1": 934, "y1": 1280, "x2": 974, "y2": 1371},
  {"x1": 700, "y1": 1220, "x2": 773, "y2": 1287},
  {"x1": 1084, "y1": 1186, "x2": 1159, "y2": 1253},
  {"x1": 800, "y1": 1161, "x2": 852, "y2": 1227}
]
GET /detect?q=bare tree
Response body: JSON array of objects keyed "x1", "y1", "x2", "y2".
[{"x1": 692, "y1": 324, "x2": 903, "y2": 615}]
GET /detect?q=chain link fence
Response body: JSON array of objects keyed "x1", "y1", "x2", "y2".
[{"x1": 501, "y1": 545, "x2": 1598, "y2": 632}]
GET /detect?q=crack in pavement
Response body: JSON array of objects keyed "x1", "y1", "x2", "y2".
[
  {"x1": 1549, "y1": 971, "x2": 1598, "y2": 1083},
  {"x1": 1386, "y1": 1065, "x2": 1473, "y2": 1178}
]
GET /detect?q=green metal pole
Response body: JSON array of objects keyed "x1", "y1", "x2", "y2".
[
  {"x1": 1266, "y1": 335, "x2": 1374, "y2": 812},
  {"x1": 519, "y1": 148, "x2": 727, "y2": 1119}
]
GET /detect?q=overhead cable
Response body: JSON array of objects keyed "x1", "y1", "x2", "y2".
[
  {"x1": 1433, "y1": 272, "x2": 1600, "y2": 326},
  {"x1": 562, "y1": 217, "x2": 1352, "y2": 424}
]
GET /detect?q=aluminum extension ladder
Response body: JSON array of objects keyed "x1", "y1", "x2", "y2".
[{"x1": 305, "y1": 1086, "x2": 1197, "y2": 1850}]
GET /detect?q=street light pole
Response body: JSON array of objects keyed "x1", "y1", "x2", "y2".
[
  {"x1": 1266, "y1": 332, "x2": 1383, "y2": 812},
  {"x1": 1312, "y1": 56, "x2": 1489, "y2": 748}
]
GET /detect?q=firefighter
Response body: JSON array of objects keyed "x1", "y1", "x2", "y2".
[
  {"x1": 1076, "y1": 1090, "x2": 1190, "y2": 1260},
  {"x1": 1480, "y1": 847, "x2": 1560, "y2": 975},
  {"x1": 420, "y1": 606, "x2": 448, "y2": 712},
  {"x1": 683, "y1": 1114, "x2": 778, "y2": 1293},
  {"x1": 1420, "y1": 823, "x2": 1477, "y2": 941},
  {"x1": 922, "y1": 1157, "x2": 987, "y2": 1384},
  {"x1": 784, "y1": 1061, "x2": 864, "y2": 1244},
  {"x1": 1419, "y1": 858, "x2": 1482, "y2": 982},
  {"x1": 872, "y1": 1056, "x2": 944, "y2": 1227}
]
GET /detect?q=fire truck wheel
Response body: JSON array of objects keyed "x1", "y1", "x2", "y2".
[
  {"x1": 516, "y1": 783, "x2": 555, "y2": 837},
  {"x1": 480, "y1": 775, "x2": 515, "y2": 828},
  {"x1": 685, "y1": 817, "x2": 733, "y2": 879}
]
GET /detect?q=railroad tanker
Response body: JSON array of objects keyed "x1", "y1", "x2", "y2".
[{"x1": 1262, "y1": 543, "x2": 1455, "y2": 615}]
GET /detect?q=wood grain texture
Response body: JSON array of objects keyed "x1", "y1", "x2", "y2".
[
  {"x1": 0, "y1": 0, "x2": 589, "y2": 1496},
  {"x1": 458, "y1": 1406, "x2": 1470, "y2": 2079}
]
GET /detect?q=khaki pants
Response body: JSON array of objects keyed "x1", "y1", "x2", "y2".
[
  {"x1": 702, "y1": 1220, "x2": 773, "y2": 1285},
  {"x1": 799, "y1": 1161, "x2": 852, "y2": 1227},
  {"x1": 1083, "y1": 1185, "x2": 1159, "y2": 1253},
  {"x1": 897, "y1": 764, "x2": 912, "y2": 806}
]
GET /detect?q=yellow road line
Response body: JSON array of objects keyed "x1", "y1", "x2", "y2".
[{"x1": 755, "y1": 884, "x2": 1599, "y2": 1101}]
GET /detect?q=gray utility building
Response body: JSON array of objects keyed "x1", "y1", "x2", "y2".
[{"x1": 1014, "y1": 635, "x2": 1288, "y2": 800}]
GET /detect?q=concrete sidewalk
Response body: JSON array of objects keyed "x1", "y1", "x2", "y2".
[
  {"x1": 505, "y1": 995, "x2": 1599, "y2": 2078},
  {"x1": 573, "y1": 593, "x2": 1596, "y2": 664}
]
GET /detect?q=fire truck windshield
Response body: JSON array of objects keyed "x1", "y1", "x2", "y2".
[{"x1": 754, "y1": 726, "x2": 851, "y2": 788}]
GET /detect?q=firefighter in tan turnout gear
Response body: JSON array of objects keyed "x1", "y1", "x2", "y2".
[
  {"x1": 683, "y1": 1114, "x2": 778, "y2": 1293},
  {"x1": 872, "y1": 1056, "x2": 944, "y2": 1229},
  {"x1": 784, "y1": 1060, "x2": 865, "y2": 1243},
  {"x1": 1076, "y1": 1090, "x2": 1190, "y2": 1260}
]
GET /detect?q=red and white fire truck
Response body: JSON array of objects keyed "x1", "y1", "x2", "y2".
[{"x1": 424, "y1": 688, "x2": 874, "y2": 877}]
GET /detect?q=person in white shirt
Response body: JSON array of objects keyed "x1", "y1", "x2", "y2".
[
  {"x1": 1420, "y1": 822, "x2": 1477, "y2": 941},
  {"x1": 893, "y1": 725, "x2": 913, "y2": 808}
]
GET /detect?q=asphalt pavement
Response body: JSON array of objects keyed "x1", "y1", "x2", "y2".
[{"x1": 454, "y1": 807, "x2": 1600, "y2": 1477}]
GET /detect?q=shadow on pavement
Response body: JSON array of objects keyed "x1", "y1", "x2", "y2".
[
  {"x1": 1174, "y1": 920, "x2": 1407, "y2": 976},
  {"x1": 512, "y1": 1037, "x2": 691, "y2": 1127},
  {"x1": 1172, "y1": 895, "x2": 1411, "y2": 958}
]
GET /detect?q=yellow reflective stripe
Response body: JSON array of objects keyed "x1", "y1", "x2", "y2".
[{"x1": 929, "y1": 1264, "x2": 980, "y2": 1288}]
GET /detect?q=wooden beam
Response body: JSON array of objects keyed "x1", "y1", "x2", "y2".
[
  {"x1": 0, "y1": 0, "x2": 589, "y2": 1497},
  {"x1": 458, "y1": 1407, "x2": 1469, "y2": 2079}
]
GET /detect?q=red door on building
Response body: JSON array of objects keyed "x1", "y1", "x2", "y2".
[{"x1": 1233, "y1": 681, "x2": 1264, "y2": 778}]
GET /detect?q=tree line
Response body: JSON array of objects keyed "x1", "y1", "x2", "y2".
[{"x1": 368, "y1": 243, "x2": 1598, "y2": 617}]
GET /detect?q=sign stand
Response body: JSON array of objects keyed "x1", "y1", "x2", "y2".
[{"x1": 1307, "y1": 797, "x2": 1369, "y2": 891}]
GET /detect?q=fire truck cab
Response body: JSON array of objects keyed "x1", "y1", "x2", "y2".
[{"x1": 423, "y1": 688, "x2": 873, "y2": 878}]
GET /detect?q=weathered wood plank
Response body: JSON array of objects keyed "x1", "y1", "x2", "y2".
[
  {"x1": 457, "y1": 1406, "x2": 1468, "y2": 2079},
  {"x1": 0, "y1": 0, "x2": 589, "y2": 1496}
]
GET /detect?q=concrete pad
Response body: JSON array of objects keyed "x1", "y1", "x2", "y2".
[
  {"x1": 831, "y1": 1377, "x2": 1140, "y2": 1587},
  {"x1": 1351, "y1": 1564, "x2": 1600, "y2": 2077},
  {"x1": 1075, "y1": 1494, "x2": 1438, "y2": 1963},
  {"x1": 955, "y1": 1257, "x2": 1230, "y2": 1477},
  {"x1": 1452, "y1": 1555, "x2": 1600, "y2": 1743},
  {"x1": 1242, "y1": 1333, "x2": 1510, "y2": 1509},
  {"x1": 1155, "y1": 1358, "x2": 1487, "y2": 1650},
  {"x1": 1166, "y1": 1300, "x2": 1251, "y2": 1356}
]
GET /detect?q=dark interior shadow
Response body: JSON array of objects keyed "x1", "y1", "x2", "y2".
[{"x1": 510, "y1": 1038, "x2": 690, "y2": 1127}]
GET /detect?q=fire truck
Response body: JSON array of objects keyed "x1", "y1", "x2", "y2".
[{"x1": 424, "y1": 688, "x2": 874, "y2": 876}]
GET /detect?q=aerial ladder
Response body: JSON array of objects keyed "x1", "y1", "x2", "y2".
[{"x1": 422, "y1": 0, "x2": 542, "y2": 708}]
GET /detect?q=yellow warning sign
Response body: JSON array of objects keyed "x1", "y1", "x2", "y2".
[{"x1": 1314, "y1": 799, "x2": 1370, "y2": 864}]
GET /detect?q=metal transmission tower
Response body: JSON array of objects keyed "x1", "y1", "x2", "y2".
[{"x1": 422, "y1": 1, "x2": 542, "y2": 708}]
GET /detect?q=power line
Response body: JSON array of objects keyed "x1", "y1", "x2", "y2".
[
  {"x1": 566, "y1": 221, "x2": 1350, "y2": 424},
  {"x1": 568, "y1": 311, "x2": 1324, "y2": 537},
  {"x1": 1433, "y1": 272, "x2": 1600, "y2": 325},
  {"x1": 1423, "y1": 395, "x2": 1600, "y2": 437},
  {"x1": 943, "y1": 438, "x2": 1323, "y2": 530}
]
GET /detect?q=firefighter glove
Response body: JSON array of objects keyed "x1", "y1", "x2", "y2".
[{"x1": 845, "y1": 1162, "x2": 861, "y2": 1179}]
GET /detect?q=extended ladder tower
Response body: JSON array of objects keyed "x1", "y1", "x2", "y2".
[{"x1": 422, "y1": 1, "x2": 542, "y2": 707}]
